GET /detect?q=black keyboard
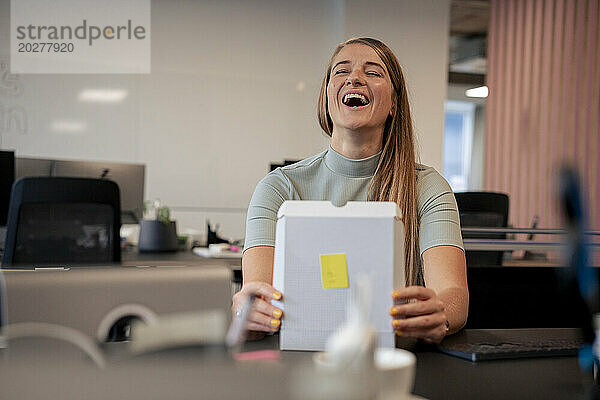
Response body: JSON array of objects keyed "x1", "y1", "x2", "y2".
[{"x1": 438, "y1": 329, "x2": 587, "y2": 362}]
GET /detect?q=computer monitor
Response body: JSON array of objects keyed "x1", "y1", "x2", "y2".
[
  {"x1": 14, "y1": 157, "x2": 54, "y2": 180},
  {"x1": 0, "y1": 151, "x2": 15, "y2": 227},
  {"x1": 11, "y1": 157, "x2": 145, "y2": 225},
  {"x1": 2, "y1": 265, "x2": 232, "y2": 342},
  {"x1": 52, "y1": 160, "x2": 145, "y2": 224}
]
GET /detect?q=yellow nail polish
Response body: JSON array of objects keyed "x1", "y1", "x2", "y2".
[
  {"x1": 396, "y1": 330, "x2": 403, "y2": 337},
  {"x1": 392, "y1": 319, "x2": 401, "y2": 328},
  {"x1": 273, "y1": 309, "x2": 282, "y2": 318},
  {"x1": 271, "y1": 319, "x2": 281, "y2": 327},
  {"x1": 392, "y1": 290, "x2": 400, "y2": 298},
  {"x1": 273, "y1": 292, "x2": 282, "y2": 300},
  {"x1": 389, "y1": 307, "x2": 397, "y2": 316}
]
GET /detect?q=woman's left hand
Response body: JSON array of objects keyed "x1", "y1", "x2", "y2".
[{"x1": 390, "y1": 286, "x2": 447, "y2": 344}]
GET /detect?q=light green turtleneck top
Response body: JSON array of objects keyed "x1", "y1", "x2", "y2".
[{"x1": 244, "y1": 147, "x2": 464, "y2": 276}]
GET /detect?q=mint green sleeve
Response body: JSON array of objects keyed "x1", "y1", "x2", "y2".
[
  {"x1": 243, "y1": 169, "x2": 291, "y2": 252},
  {"x1": 417, "y1": 168, "x2": 465, "y2": 255}
]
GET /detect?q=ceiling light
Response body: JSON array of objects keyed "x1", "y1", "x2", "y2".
[
  {"x1": 465, "y1": 86, "x2": 488, "y2": 98},
  {"x1": 78, "y1": 89, "x2": 128, "y2": 103},
  {"x1": 51, "y1": 120, "x2": 87, "y2": 133}
]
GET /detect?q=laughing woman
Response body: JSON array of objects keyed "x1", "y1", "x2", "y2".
[{"x1": 232, "y1": 37, "x2": 468, "y2": 344}]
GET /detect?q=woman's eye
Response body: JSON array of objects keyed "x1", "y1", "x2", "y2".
[
  {"x1": 334, "y1": 69, "x2": 348, "y2": 75},
  {"x1": 367, "y1": 71, "x2": 382, "y2": 77}
]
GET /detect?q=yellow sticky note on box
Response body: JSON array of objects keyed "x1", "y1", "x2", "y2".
[{"x1": 320, "y1": 253, "x2": 349, "y2": 289}]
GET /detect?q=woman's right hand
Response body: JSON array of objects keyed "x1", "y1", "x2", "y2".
[{"x1": 231, "y1": 281, "x2": 283, "y2": 340}]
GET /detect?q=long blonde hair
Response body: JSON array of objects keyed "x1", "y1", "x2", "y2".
[{"x1": 317, "y1": 37, "x2": 421, "y2": 286}]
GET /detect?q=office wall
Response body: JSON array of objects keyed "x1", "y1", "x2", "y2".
[
  {"x1": 343, "y1": 0, "x2": 450, "y2": 171},
  {"x1": 485, "y1": 0, "x2": 599, "y2": 230},
  {"x1": 0, "y1": 0, "x2": 450, "y2": 241}
]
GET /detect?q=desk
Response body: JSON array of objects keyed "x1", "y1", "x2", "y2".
[
  {"x1": 0, "y1": 248, "x2": 242, "y2": 270},
  {"x1": 121, "y1": 248, "x2": 242, "y2": 269},
  {"x1": 413, "y1": 349, "x2": 592, "y2": 399},
  {"x1": 121, "y1": 248, "x2": 243, "y2": 292},
  {"x1": 0, "y1": 333, "x2": 595, "y2": 400},
  {"x1": 502, "y1": 258, "x2": 563, "y2": 267}
]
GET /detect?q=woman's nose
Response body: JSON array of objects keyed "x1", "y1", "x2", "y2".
[{"x1": 346, "y1": 70, "x2": 364, "y2": 86}]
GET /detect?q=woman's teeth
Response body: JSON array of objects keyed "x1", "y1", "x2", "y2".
[{"x1": 342, "y1": 93, "x2": 369, "y2": 106}]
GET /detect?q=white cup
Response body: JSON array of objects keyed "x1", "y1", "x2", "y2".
[
  {"x1": 308, "y1": 346, "x2": 416, "y2": 400},
  {"x1": 374, "y1": 348, "x2": 416, "y2": 400}
]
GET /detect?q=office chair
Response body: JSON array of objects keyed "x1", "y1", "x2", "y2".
[
  {"x1": 1, "y1": 177, "x2": 121, "y2": 266},
  {"x1": 454, "y1": 191, "x2": 509, "y2": 267},
  {"x1": 269, "y1": 159, "x2": 301, "y2": 172}
]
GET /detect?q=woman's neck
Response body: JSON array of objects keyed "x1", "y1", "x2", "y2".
[{"x1": 330, "y1": 127, "x2": 383, "y2": 159}]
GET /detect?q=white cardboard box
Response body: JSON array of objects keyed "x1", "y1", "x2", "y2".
[{"x1": 272, "y1": 201, "x2": 405, "y2": 351}]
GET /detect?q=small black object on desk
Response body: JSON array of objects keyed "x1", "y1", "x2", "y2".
[
  {"x1": 138, "y1": 220, "x2": 178, "y2": 252},
  {"x1": 206, "y1": 220, "x2": 230, "y2": 246}
]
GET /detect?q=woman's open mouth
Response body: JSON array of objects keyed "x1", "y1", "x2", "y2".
[{"x1": 342, "y1": 92, "x2": 370, "y2": 108}]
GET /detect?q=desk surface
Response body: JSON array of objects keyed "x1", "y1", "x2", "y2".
[
  {"x1": 414, "y1": 348, "x2": 592, "y2": 399},
  {"x1": 2, "y1": 247, "x2": 570, "y2": 270},
  {"x1": 122, "y1": 248, "x2": 573, "y2": 270},
  {"x1": 0, "y1": 333, "x2": 595, "y2": 400},
  {"x1": 121, "y1": 247, "x2": 242, "y2": 269},
  {"x1": 0, "y1": 249, "x2": 242, "y2": 270}
]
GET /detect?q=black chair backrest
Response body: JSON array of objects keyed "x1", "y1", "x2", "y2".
[
  {"x1": 1, "y1": 177, "x2": 121, "y2": 266},
  {"x1": 455, "y1": 192, "x2": 509, "y2": 267},
  {"x1": 0, "y1": 150, "x2": 15, "y2": 226},
  {"x1": 466, "y1": 266, "x2": 591, "y2": 329}
]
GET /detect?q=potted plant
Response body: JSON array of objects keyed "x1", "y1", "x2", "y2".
[{"x1": 138, "y1": 199, "x2": 178, "y2": 252}]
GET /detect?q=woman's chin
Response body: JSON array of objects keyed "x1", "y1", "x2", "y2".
[{"x1": 336, "y1": 121, "x2": 378, "y2": 134}]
